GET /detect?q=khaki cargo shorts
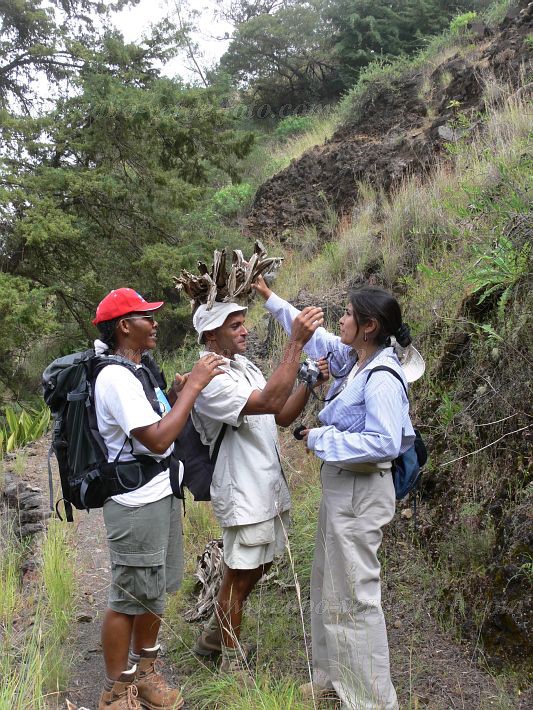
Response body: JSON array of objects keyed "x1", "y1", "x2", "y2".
[
  {"x1": 222, "y1": 511, "x2": 290, "y2": 570},
  {"x1": 103, "y1": 494, "x2": 183, "y2": 615}
]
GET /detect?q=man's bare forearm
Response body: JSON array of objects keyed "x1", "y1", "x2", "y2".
[{"x1": 241, "y1": 340, "x2": 305, "y2": 415}]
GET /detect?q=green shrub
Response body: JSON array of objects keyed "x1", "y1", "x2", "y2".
[
  {"x1": 336, "y1": 56, "x2": 418, "y2": 128},
  {"x1": 274, "y1": 115, "x2": 315, "y2": 139},
  {"x1": 468, "y1": 236, "x2": 531, "y2": 320},
  {"x1": 0, "y1": 402, "x2": 51, "y2": 458},
  {"x1": 212, "y1": 183, "x2": 255, "y2": 216},
  {"x1": 449, "y1": 11, "x2": 477, "y2": 35}
]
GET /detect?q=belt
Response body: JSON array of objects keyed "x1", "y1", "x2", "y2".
[{"x1": 326, "y1": 460, "x2": 392, "y2": 474}]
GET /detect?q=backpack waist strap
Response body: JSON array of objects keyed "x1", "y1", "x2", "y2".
[{"x1": 102, "y1": 455, "x2": 171, "y2": 497}]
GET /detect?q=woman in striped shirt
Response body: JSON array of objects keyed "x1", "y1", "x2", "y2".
[{"x1": 255, "y1": 277, "x2": 418, "y2": 710}]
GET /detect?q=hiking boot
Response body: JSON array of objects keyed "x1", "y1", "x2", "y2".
[
  {"x1": 135, "y1": 645, "x2": 184, "y2": 710},
  {"x1": 193, "y1": 622, "x2": 222, "y2": 656},
  {"x1": 219, "y1": 648, "x2": 255, "y2": 688},
  {"x1": 193, "y1": 614, "x2": 255, "y2": 659},
  {"x1": 299, "y1": 681, "x2": 338, "y2": 701},
  {"x1": 98, "y1": 669, "x2": 141, "y2": 709}
]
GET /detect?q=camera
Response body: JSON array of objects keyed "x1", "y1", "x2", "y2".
[{"x1": 297, "y1": 358, "x2": 322, "y2": 388}]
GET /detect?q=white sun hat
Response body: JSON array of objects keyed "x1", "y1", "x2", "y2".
[
  {"x1": 391, "y1": 337, "x2": 426, "y2": 383},
  {"x1": 193, "y1": 302, "x2": 248, "y2": 344}
]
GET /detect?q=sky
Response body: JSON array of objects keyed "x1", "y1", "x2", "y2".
[{"x1": 112, "y1": 0, "x2": 233, "y2": 82}]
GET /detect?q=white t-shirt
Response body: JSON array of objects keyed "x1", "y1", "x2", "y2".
[{"x1": 94, "y1": 364, "x2": 174, "y2": 507}]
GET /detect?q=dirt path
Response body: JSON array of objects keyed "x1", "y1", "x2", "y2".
[
  {"x1": 52, "y1": 493, "x2": 181, "y2": 710},
  {"x1": 59, "y1": 506, "x2": 108, "y2": 709}
]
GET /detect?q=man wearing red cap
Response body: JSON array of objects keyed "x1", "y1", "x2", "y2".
[{"x1": 91, "y1": 288, "x2": 224, "y2": 710}]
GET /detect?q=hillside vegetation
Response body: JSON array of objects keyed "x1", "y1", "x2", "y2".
[{"x1": 244, "y1": 0, "x2": 532, "y2": 673}]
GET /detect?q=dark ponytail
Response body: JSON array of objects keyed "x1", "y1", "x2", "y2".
[
  {"x1": 348, "y1": 286, "x2": 412, "y2": 347},
  {"x1": 394, "y1": 322, "x2": 412, "y2": 347}
]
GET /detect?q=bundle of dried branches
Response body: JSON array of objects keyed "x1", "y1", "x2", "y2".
[
  {"x1": 184, "y1": 539, "x2": 224, "y2": 622},
  {"x1": 174, "y1": 240, "x2": 282, "y2": 311}
]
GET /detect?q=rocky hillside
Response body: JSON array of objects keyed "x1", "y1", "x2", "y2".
[
  {"x1": 247, "y1": 3, "x2": 532, "y2": 241},
  {"x1": 248, "y1": 2, "x2": 533, "y2": 675}
]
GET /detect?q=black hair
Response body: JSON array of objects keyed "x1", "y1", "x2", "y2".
[
  {"x1": 97, "y1": 317, "x2": 121, "y2": 351},
  {"x1": 347, "y1": 286, "x2": 412, "y2": 347}
]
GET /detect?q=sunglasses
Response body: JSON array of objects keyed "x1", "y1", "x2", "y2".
[{"x1": 121, "y1": 314, "x2": 157, "y2": 324}]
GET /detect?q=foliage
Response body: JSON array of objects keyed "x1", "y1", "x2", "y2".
[
  {"x1": 483, "y1": 0, "x2": 516, "y2": 26},
  {"x1": 274, "y1": 115, "x2": 315, "y2": 138},
  {"x1": 219, "y1": 0, "x2": 342, "y2": 114},
  {"x1": 0, "y1": 35, "x2": 254, "y2": 366},
  {"x1": 449, "y1": 11, "x2": 478, "y2": 34},
  {"x1": 0, "y1": 402, "x2": 51, "y2": 458},
  {"x1": 212, "y1": 182, "x2": 255, "y2": 216},
  {"x1": 468, "y1": 236, "x2": 531, "y2": 320},
  {"x1": 336, "y1": 54, "x2": 418, "y2": 128},
  {"x1": 326, "y1": 0, "x2": 453, "y2": 85},
  {"x1": 218, "y1": 0, "x2": 488, "y2": 112},
  {"x1": 0, "y1": 1, "x2": 152, "y2": 112},
  {"x1": 0, "y1": 274, "x2": 55, "y2": 395}
]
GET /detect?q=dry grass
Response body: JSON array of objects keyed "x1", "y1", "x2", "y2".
[
  {"x1": 0, "y1": 521, "x2": 23, "y2": 626},
  {"x1": 274, "y1": 112, "x2": 338, "y2": 166},
  {"x1": 0, "y1": 517, "x2": 78, "y2": 707},
  {"x1": 245, "y1": 111, "x2": 338, "y2": 188},
  {"x1": 301, "y1": 75, "x2": 532, "y2": 299}
]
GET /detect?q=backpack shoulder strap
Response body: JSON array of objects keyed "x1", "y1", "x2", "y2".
[
  {"x1": 192, "y1": 409, "x2": 228, "y2": 460},
  {"x1": 91, "y1": 354, "x2": 137, "y2": 381},
  {"x1": 92, "y1": 357, "x2": 160, "y2": 415},
  {"x1": 212, "y1": 422, "x2": 228, "y2": 461},
  {"x1": 366, "y1": 365, "x2": 408, "y2": 398}
]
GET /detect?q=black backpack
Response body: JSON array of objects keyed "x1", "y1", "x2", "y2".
[
  {"x1": 366, "y1": 366, "x2": 428, "y2": 501},
  {"x1": 170, "y1": 416, "x2": 227, "y2": 501},
  {"x1": 42, "y1": 350, "x2": 170, "y2": 522}
]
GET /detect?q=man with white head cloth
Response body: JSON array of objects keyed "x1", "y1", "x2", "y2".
[{"x1": 190, "y1": 299, "x2": 324, "y2": 679}]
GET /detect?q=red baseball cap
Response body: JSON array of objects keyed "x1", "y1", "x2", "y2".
[{"x1": 92, "y1": 288, "x2": 164, "y2": 325}]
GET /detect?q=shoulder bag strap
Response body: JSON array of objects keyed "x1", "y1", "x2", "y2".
[
  {"x1": 366, "y1": 365, "x2": 408, "y2": 398},
  {"x1": 211, "y1": 423, "x2": 228, "y2": 461}
]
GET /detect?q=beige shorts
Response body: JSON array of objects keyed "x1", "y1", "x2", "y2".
[{"x1": 222, "y1": 511, "x2": 290, "y2": 570}]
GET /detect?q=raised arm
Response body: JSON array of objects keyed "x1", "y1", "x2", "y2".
[
  {"x1": 253, "y1": 276, "x2": 352, "y2": 373},
  {"x1": 241, "y1": 306, "x2": 324, "y2": 415}
]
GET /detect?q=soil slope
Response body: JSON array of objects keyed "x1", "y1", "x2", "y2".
[{"x1": 246, "y1": 5, "x2": 532, "y2": 241}]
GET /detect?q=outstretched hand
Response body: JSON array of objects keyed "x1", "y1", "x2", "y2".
[{"x1": 290, "y1": 306, "x2": 324, "y2": 347}]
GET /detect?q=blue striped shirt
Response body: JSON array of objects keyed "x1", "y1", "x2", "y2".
[{"x1": 265, "y1": 293, "x2": 416, "y2": 465}]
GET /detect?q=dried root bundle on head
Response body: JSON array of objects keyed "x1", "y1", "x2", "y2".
[{"x1": 174, "y1": 240, "x2": 282, "y2": 311}]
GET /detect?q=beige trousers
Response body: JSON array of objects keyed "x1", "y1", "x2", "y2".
[{"x1": 311, "y1": 462, "x2": 398, "y2": 710}]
